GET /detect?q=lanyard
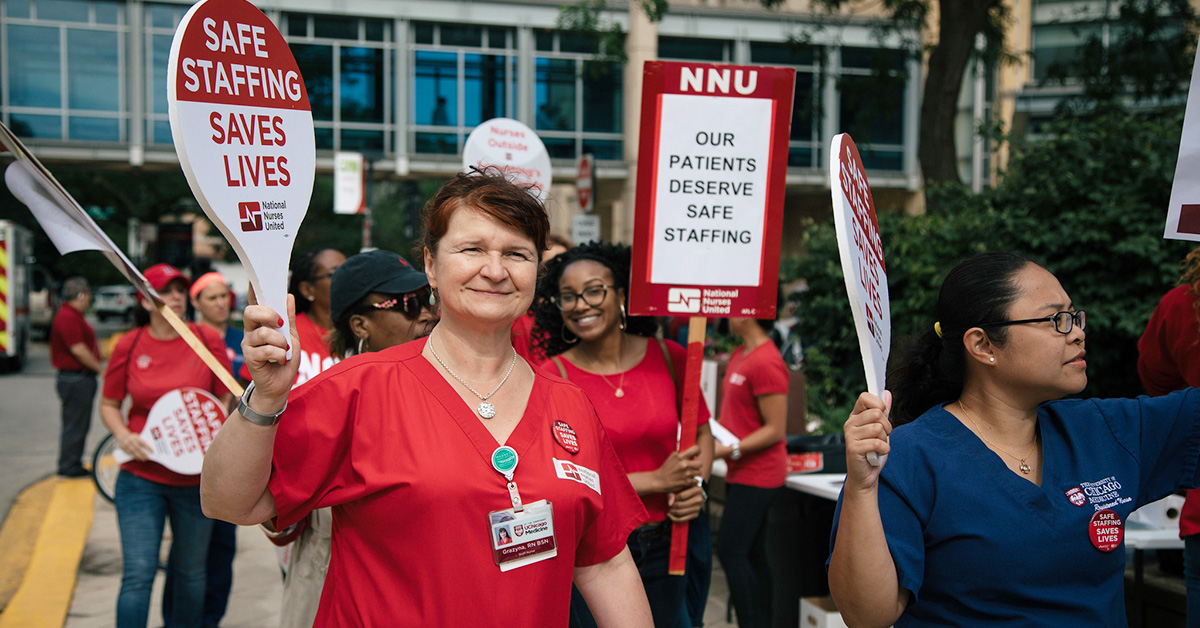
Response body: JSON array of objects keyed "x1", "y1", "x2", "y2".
[{"x1": 491, "y1": 446, "x2": 523, "y2": 512}]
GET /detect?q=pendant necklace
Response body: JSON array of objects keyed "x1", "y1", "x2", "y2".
[
  {"x1": 959, "y1": 400, "x2": 1038, "y2": 474},
  {"x1": 429, "y1": 336, "x2": 517, "y2": 419},
  {"x1": 597, "y1": 334, "x2": 626, "y2": 398}
]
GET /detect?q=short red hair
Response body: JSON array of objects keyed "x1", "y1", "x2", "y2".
[{"x1": 421, "y1": 168, "x2": 549, "y2": 262}]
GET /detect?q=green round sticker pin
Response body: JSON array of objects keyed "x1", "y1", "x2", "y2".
[{"x1": 491, "y1": 446, "x2": 518, "y2": 479}]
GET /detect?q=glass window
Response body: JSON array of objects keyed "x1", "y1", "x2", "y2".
[
  {"x1": 542, "y1": 137, "x2": 574, "y2": 159},
  {"x1": 463, "y1": 53, "x2": 508, "y2": 126},
  {"x1": 291, "y1": 43, "x2": 334, "y2": 121},
  {"x1": 536, "y1": 58, "x2": 575, "y2": 132},
  {"x1": 559, "y1": 32, "x2": 597, "y2": 54},
  {"x1": 1032, "y1": 23, "x2": 1099, "y2": 80},
  {"x1": 151, "y1": 120, "x2": 173, "y2": 145},
  {"x1": 792, "y1": 72, "x2": 816, "y2": 141},
  {"x1": 340, "y1": 46, "x2": 384, "y2": 123},
  {"x1": 341, "y1": 129, "x2": 384, "y2": 151},
  {"x1": 68, "y1": 29, "x2": 119, "y2": 111},
  {"x1": 839, "y1": 73, "x2": 903, "y2": 144},
  {"x1": 535, "y1": 29, "x2": 554, "y2": 51},
  {"x1": 8, "y1": 24, "x2": 62, "y2": 108},
  {"x1": 414, "y1": 132, "x2": 456, "y2": 154},
  {"x1": 38, "y1": 0, "x2": 89, "y2": 22},
  {"x1": 659, "y1": 36, "x2": 727, "y2": 61},
  {"x1": 69, "y1": 116, "x2": 119, "y2": 141},
  {"x1": 286, "y1": 13, "x2": 307, "y2": 38},
  {"x1": 315, "y1": 127, "x2": 334, "y2": 150},
  {"x1": 413, "y1": 22, "x2": 434, "y2": 45},
  {"x1": 6, "y1": 0, "x2": 31, "y2": 18},
  {"x1": 151, "y1": 34, "x2": 172, "y2": 114},
  {"x1": 414, "y1": 51, "x2": 458, "y2": 126},
  {"x1": 94, "y1": 1, "x2": 118, "y2": 25},
  {"x1": 788, "y1": 147, "x2": 814, "y2": 168},
  {"x1": 750, "y1": 40, "x2": 814, "y2": 66},
  {"x1": 842, "y1": 46, "x2": 905, "y2": 72},
  {"x1": 581, "y1": 61, "x2": 620, "y2": 133},
  {"x1": 149, "y1": 4, "x2": 178, "y2": 29},
  {"x1": 486, "y1": 27, "x2": 510, "y2": 49},
  {"x1": 582, "y1": 139, "x2": 621, "y2": 161},
  {"x1": 441, "y1": 24, "x2": 482, "y2": 47},
  {"x1": 10, "y1": 113, "x2": 61, "y2": 139},
  {"x1": 364, "y1": 20, "x2": 385, "y2": 42},
  {"x1": 315, "y1": 16, "x2": 357, "y2": 40}
]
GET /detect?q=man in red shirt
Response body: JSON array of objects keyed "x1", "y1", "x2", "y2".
[{"x1": 49, "y1": 277, "x2": 103, "y2": 477}]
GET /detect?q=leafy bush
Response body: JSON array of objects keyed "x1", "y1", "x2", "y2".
[{"x1": 791, "y1": 106, "x2": 1193, "y2": 432}]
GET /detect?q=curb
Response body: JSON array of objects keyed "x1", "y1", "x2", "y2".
[{"x1": 0, "y1": 477, "x2": 94, "y2": 628}]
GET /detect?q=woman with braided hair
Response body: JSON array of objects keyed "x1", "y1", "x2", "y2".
[
  {"x1": 1138, "y1": 246, "x2": 1200, "y2": 625},
  {"x1": 533, "y1": 241, "x2": 714, "y2": 627}
]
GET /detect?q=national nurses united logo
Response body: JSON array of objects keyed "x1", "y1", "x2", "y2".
[{"x1": 239, "y1": 201, "x2": 263, "y2": 231}]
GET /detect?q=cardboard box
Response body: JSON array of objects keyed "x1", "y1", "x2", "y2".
[{"x1": 800, "y1": 596, "x2": 849, "y2": 628}]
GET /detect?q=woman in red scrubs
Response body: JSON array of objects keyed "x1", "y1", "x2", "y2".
[
  {"x1": 532, "y1": 241, "x2": 714, "y2": 628},
  {"x1": 202, "y1": 170, "x2": 653, "y2": 627}
]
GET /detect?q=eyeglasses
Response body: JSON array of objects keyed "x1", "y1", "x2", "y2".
[
  {"x1": 311, "y1": 272, "x2": 336, "y2": 281},
  {"x1": 980, "y1": 310, "x2": 1086, "y2": 335},
  {"x1": 554, "y1": 284, "x2": 612, "y2": 311},
  {"x1": 371, "y1": 287, "x2": 432, "y2": 319}
]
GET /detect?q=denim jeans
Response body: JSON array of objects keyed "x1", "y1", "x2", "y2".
[
  {"x1": 1185, "y1": 534, "x2": 1200, "y2": 628},
  {"x1": 114, "y1": 470, "x2": 213, "y2": 628},
  {"x1": 717, "y1": 484, "x2": 779, "y2": 628},
  {"x1": 163, "y1": 519, "x2": 236, "y2": 627},
  {"x1": 683, "y1": 510, "x2": 713, "y2": 627},
  {"x1": 569, "y1": 520, "x2": 689, "y2": 628}
]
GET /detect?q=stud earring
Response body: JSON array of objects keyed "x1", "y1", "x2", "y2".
[{"x1": 989, "y1": 357, "x2": 995, "y2": 362}]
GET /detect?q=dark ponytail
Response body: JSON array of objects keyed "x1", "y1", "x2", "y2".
[{"x1": 889, "y1": 251, "x2": 1034, "y2": 424}]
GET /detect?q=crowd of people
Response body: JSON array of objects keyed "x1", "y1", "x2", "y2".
[{"x1": 48, "y1": 166, "x2": 1200, "y2": 628}]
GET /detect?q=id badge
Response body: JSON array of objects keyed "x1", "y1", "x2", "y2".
[{"x1": 488, "y1": 499, "x2": 557, "y2": 572}]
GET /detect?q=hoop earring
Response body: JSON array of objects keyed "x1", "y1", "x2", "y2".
[
  {"x1": 357, "y1": 336, "x2": 368, "y2": 355},
  {"x1": 619, "y1": 303, "x2": 627, "y2": 331},
  {"x1": 562, "y1": 323, "x2": 579, "y2": 344}
]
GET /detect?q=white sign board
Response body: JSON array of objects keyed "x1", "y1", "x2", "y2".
[
  {"x1": 648, "y1": 94, "x2": 773, "y2": 287},
  {"x1": 576, "y1": 153, "x2": 594, "y2": 213},
  {"x1": 168, "y1": 0, "x2": 316, "y2": 358},
  {"x1": 1165, "y1": 52, "x2": 1200, "y2": 241},
  {"x1": 571, "y1": 214, "x2": 601, "y2": 245},
  {"x1": 334, "y1": 151, "x2": 366, "y2": 215},
  {"x1": 112, "y1": 388, "x2": 228, "y2": 475},
  {"x1": 463, "y1": 118, "x2": 551, "y2": 202}
]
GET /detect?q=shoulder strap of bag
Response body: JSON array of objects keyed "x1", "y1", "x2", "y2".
[
  {"x1": 657, "y1": 338, "x2": 684, "y2": 417},
  {"x1": 550, "y1": 355, "x2": 568, "y2": 380}
]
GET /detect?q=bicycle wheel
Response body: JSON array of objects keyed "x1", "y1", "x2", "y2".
[{"x1": 92, "y1": 434, "x2": 121, "y2": 503}]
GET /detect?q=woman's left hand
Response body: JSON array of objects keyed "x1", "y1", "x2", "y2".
[{"x1": 666, "y1": 484, "x2": 705, "y2": 522}]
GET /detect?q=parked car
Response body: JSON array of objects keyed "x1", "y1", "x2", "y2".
[{"x1": 93, "y1": 285, "x2": 138, "y2": 322}]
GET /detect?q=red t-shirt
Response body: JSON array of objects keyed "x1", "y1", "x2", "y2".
[
  {"x1": 268, "y1": 338, "x2": 647, "y2": 627},
  {"x1": 511, "y1": 311, "x2": 547, "y2": 363},
  {"x1": 1137, "y1": 284, "x2": 1200, "y2": 537},
  {"x1": 719, "y1": 342, "x2": 789, "y2": 488},
  {"x1": 538, "y1": 339, "x2": 710, "y2": 521},
  {"x1": 102, "y1": 324, "x2": 231, "y2": 486},
  {"x1": 50, "y1": 304, "x2": 99, "y2": 371},
  {"x1": 238, "y1": 312, "x2": 337, "y2": 387}
]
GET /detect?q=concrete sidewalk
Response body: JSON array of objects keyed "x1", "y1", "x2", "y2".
[{"x1": 4, "y1": 476, "x2": 739, "y2": 627}]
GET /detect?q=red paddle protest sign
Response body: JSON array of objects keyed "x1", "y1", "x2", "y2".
[
  {"x1": 830, "y1": 134, "x2": 891, "y2": 465},
  {"x1": 112, "y1": 387, "x2": 229, "y2": 475},
  {"x1": 168, "y1": 0, "x2": 315, "y2": 358}
]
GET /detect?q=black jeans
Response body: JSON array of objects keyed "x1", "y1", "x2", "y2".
[
  {"x1": 717, "y1": 484, "x2": 779, "y2": 628},
  {"x1": 55, "y1": 370, "x2": 96, "y2": 475}
]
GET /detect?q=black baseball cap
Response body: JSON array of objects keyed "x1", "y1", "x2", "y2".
[{"x1": 330, "y1": 250, "x2": 429, "y2": 322}]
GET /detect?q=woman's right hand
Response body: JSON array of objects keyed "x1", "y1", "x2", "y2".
[
  {"x1": 241, "y1": 293, "x2": 300, "y2": 412},
  {"x1": 117, "y1": 430, "x2": 154, "y2": 461},
  {"x1": 655, "y1": 445, "x2": 703, "y2": 494},
  {"x1": 844, "y1": 391, "x2": 892, "y2": 489}
]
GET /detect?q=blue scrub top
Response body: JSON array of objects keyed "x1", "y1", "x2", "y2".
[{"x1": 830, "y1": 390, "x2": 1200, "y2": 627}]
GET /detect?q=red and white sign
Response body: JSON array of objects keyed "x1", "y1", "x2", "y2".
[
  {"x1": 112, "y1": 387, "x2": 228, "y2": 475},
  {"x1": 168, "y1": 0, "x2": 316, "y2": 358},
  {"x1": 463, "y1": 118, "x2": 551, "y2": 203},
  {"x1": 1165, "y1": 52, "x2": 1200, "y2": 241},
  {"x1": 576, "y1": 154, "x2": 594, "y2": 213},
  {"x1": 830, "y1": 134, "x2": 890, "y2": 398},
  {"x1": 552, "y1": 420, "x2": 580, "y2": 455},
  {"x1": 629, "y1": 62, "x2": 794, "y2": 318}
]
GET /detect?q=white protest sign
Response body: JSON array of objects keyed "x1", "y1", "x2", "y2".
[
  {"x1": 572, "y1": 214, "x2": 601, "y2": 245},
  {"x1": 830, "y1": 134, "x2": 890, "y2": 465},
  {"x1": 112, "y1": 387, "x2": 228, "y2": 475},
  {"x1": 648, "y1": 95, "x2": 773, "y2": 287},
  {"x1": 463, "y1": 118, "x2": 551, "y2": 202},
  {"x1": 334, "y1": 151, "x2": 366, "y2": 215},
  {"x1": 1165, "y1": 52, "x2": 1200, "y2": 241},
  {"x1": 168, "y1": 0, "x2": 316, "y2": 358},
  {"x1": 576, "y1": 153, "x2": 595, "y2": 213}
]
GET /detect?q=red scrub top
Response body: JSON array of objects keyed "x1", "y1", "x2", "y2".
[
  {"x1": 539, "y1": 339, "x2": 709, "y2": 521},
  {"x1": 238, "y1": 312, "x2": 336, "y2": 386},
  {"x1": 50, "y1": 303, "x2": 99, "y2": 370},
  {"x1": 719, "y1": 342, "x2": 789, "y2": 489},
  {"x1": 269, "y1": 338, "x2": 648, "y2": 627},
  {"x1": 102, "y1": 324, "x2": 231, "y2": 485}
]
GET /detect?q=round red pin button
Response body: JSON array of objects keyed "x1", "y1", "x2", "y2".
[
  {"x1": 1089, "y1": 509, "x2": 1123, "y2": 552},
  {"x1": 552, "y1": 420, "x2": 579, "y2": 454}
]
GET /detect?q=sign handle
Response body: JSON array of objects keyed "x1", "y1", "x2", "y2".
[
  {"x1": 669, "y1": 315, "x2": 707, "y2": 575},
  {"x1": 159, "y1": 304, "x2": 244, "y2": 398}
]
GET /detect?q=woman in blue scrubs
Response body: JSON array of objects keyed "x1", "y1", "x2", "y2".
[{"x1": 828, "y1": 251, "x2": 1200, "y2": 628}]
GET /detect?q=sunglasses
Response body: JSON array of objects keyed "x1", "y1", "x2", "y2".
[{"x1": 371, "y1": 287, "x2": 433, "y2": 320}]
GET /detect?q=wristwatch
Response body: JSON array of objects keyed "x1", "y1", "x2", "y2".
[
  {"x1": 237, "y1": 381, "x2": 287, "y2": 427},
  {"x1": 730, "y1": 441, "x2": 742, "y2": 461}
]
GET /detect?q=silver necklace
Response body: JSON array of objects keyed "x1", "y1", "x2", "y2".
[{"x1": 429, "y1": 337, "x2": 517, "y2": 419}]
